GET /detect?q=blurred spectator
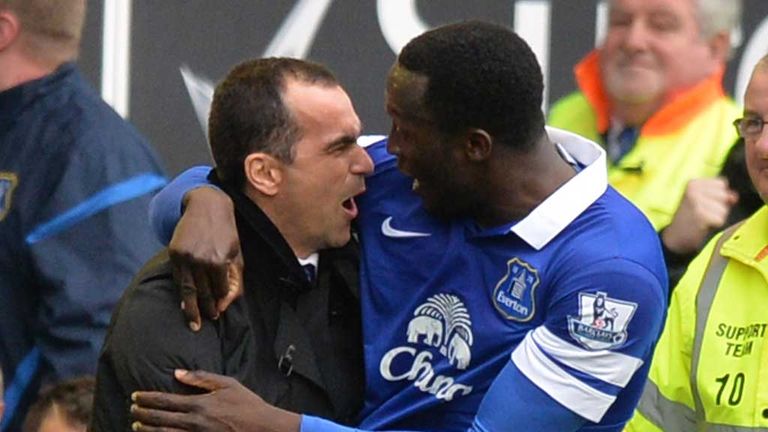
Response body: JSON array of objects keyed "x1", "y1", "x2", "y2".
[
  {"x1": 625, "y1": 53, "x2": 768, "y2": 432},
  {"x1": 0, "y1": 0, "x2": 166, "y2": 430},
  {"x1": 22, "y1": 377, "x2": 94, "y2": 432},
  {"x1": 549, "y1": 0, "x2": 742, "y2": 287}
]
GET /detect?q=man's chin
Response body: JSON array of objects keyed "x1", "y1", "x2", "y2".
[
  {"x1": 326, "y1": 231, "x2": 353, "y2": 249},
  {"x1": 604, "y1": 74, "x2": 663, "y2": 105},
  {"x1": 610, "y1": 86, "x2": 662, "y2": 105}
]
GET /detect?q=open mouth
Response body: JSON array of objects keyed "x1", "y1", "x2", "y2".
[{"x1": 342, "y1": 196, "x2": 359, "y2": 219}]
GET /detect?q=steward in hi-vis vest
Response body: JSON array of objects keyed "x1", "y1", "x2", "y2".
[
  {"x1": 549, "y1": 52, "x2": 739, "y2": 232},
  {"x1": 627, "y1": 53, "x2": 768, "y2": 431},
  {"x1": 626, "y1": 211, "x2": 768, "y2": 431}
]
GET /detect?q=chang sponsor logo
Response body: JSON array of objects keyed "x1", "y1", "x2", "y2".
[{"x1": 379, "y1": 294, "x2": 474, "y2": 401}]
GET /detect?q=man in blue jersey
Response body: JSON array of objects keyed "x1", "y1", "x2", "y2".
[
  {"x1": 0, "y1": 0, "x2": 166, "y2": 430},
  {"x1": 131, "y1": 21, "x2": 667, "y2": 431}
]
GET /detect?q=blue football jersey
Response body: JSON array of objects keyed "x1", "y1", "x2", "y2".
[
  {"x1": 351, "y1": 128, "x2": 667, "y2": 431},
  {"x1": 149, "y1": 128, "x2": 668, "y2": 432}
]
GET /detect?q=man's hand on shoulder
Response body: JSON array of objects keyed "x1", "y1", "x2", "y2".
[
  {"x1": 171, "y1": 187, "x2": 244, "y2": 331},
  {"x1": 131, "y1": 370, "x2": 300, "y2": 432}
]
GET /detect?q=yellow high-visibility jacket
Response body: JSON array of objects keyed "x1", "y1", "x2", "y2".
[
  {"x1": 626, "y1": 205, "x2": 768, "y2": 431},
  {"x1": 549, "y1": 51, "x2": 739, "y2": 230}
]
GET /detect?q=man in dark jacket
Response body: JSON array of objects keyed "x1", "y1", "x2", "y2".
[
  {"x1": 90, "y1": 58, "x2": 372, "y2": 431},
  {"x1": 0, "y1": 1, "x2": 165, "y2": 430}
]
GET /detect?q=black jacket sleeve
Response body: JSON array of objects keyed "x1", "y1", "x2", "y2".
[{"x1": 89, "y1": 254, "x2": 227, "y2": 431}]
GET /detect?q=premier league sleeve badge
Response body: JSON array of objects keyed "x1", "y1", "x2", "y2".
[
  {"x1": 493, "y1": 257, "x2": 538, "y2": 322},
  {"x1": 568, "y1": 291, "x2": 638, "y2": 350}
]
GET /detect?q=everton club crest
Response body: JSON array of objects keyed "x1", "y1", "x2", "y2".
[
  {"x1": 0, "y1": 173, "x2": 18, "y2": 222},
  {"x1": 493, "y1": 257, "x2": 538, "y2": 322},
  {"x1": 568, "y1": 291, "x2": 637, "y2": 350}
]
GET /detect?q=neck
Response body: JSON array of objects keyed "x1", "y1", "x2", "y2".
[
  {"x1": 245, "y1": 189, "x2": 317, "y2": 259},
  {"x1": 0, "y1": 51, "x2": 59, "y2": 92},
  {"x1": 608, "y1": 69, "x2": 721, "y2": 127},
  {"x1": 474, "y1": 136, "x2": 576, "y2": 227},
  {"x1": 610, "y1": 98, "x2": 663, "y2": 127}
]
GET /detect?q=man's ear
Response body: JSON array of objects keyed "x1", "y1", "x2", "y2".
[
  {"x1": 707, "y1": 30, "x2": 731, "y2": 63},
  {"x1": 244, "y1": 153, "x2": 283, "y2": 196},
  {"x1": 464, "y1": 128, "x2": 493, "y2": 162},
  {"x1": 0, "y1": 10, "x2": 20, "y2": 52}
]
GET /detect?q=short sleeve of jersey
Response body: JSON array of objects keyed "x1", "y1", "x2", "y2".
[
  {"x1": 148, "y1": 165, "x2": 213, "y2": 245},
  {"x1": 511, "y1": 258, "x2": 667, "y2": 423}
]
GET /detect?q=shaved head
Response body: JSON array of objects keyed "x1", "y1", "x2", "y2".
[{"x1": 0, "y1": 0, "x2": 86, "y2": 64}]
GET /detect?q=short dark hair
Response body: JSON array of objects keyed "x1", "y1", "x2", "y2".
[
  {"x1": 208, "y1": 57, "x2": 339, "y2": 186},
  {"x1": 22, "y1": 376, "x2": 95, "y2": 432},
  {"x1": 398, "y1": 20, "x2": 545, "y2": 150}
]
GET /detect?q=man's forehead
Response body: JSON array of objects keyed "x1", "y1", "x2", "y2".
[
  {"x1": 745, "y1": 68, "x2": 768, "y2": 107},
  {"x1": 283, "y1": 80, "x2": 349, "y2": 113},
  {"x1": 386, "y1": 64, "x2": 431, "y2": 120},
  {"x1": 609, "y1": 0, "x2": 695, "y2": 16},
  {"x1": 283, "y1": 78, "x2": 337, "y2": 96}
]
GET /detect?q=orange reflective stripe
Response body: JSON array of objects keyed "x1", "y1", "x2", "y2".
[{"x1": 573, "y1": 50, "x2": 726, "y2": 136}]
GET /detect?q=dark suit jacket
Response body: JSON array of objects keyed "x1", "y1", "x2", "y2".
[{"x1": 90, "y1": 180, "x2": 365, "y2": 431}]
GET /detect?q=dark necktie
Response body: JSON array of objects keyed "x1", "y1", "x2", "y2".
[
  {"x1": 609, "y1": 127, "x2": 639, "y2": 164},
  {"x1": 302, "y1": 264, "x2": 316, "y2": 283}
]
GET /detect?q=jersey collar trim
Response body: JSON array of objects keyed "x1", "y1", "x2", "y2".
[{"x1": 510, "y1": 127, "x2": 607, "y2": 250}]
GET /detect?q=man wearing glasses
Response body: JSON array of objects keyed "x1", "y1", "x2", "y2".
[{"x1": 626, "y1": 54, "x2": 768, "y2": 431}]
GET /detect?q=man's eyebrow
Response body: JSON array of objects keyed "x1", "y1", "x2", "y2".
[
  {"x1": 388, "y1": 107, "x2": 433, "y2": 125},
  {"x1": 327, "y1": 131, "x2": 361, "y2": 150}
]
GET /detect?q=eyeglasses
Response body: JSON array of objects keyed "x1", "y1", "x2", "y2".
[{"x1": 733, "y1": 116, "x2": 768, "y2": 139}]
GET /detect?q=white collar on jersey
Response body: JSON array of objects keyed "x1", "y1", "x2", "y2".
[
  {"x1": 357, "y1": 135, "x2": 387, "y2": 148},
  {"x1": 511, "y1": 126, "x2": 608, "y2": 250}
]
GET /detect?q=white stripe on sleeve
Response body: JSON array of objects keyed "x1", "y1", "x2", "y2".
[
  {"x1": 512, "y1": 330, "x2": 615, "y2": 423},
  {"x1": 532, "y1": 326, "x2": 643, "y2": 387}
]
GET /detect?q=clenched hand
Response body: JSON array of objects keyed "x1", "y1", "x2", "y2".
[{"x1": 170, "y1": 187, "x2": 244, "y2": 331}]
